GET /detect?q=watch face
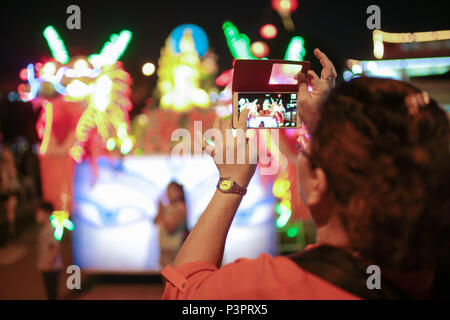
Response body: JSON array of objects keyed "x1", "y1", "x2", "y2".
[{"x1": 219, "y1": 179, "x2": 232, "y2": 191}]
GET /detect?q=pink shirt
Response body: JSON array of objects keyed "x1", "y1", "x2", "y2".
[{"x1": 161, "y1": 250, "x2": 361, "y2": 300}]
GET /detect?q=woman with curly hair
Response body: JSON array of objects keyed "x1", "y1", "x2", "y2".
[{"x1": 161, "y1": 49, "x2": 450, "y2": 299}]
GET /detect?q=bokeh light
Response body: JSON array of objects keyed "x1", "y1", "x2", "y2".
[
  {"x1": 142, "y1": 62, "x2": 155, "y2": 76},
  {"x1": 42, "y1": 62, "x2": 56, "y2": 76},
  {"x1": 250, "y1": 41, "x2": 269, "y2": 58},
  {"x1": 260, "y1": 24, "x2": 278, "y2": 39}
]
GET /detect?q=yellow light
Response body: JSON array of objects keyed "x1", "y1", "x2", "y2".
[
  {"x1": 142, "y1": 62, "x2": 155, "y2": 76},
  {"x1": 192, "y1": 89, "x2": 209, "y2": 108},
  {"x1": 94, "y1": 75, "x2": 112, "y2": 112},
  {"x1": 120, "y1": 137, "x2": 133, "y2": 155},
  {"x1": 42, "y1": 62, "x2": 56, "y2": 75},
  {"x1": 117, "y1": 124, "x2": 127, "y2": 139},
  {"x1": 250, "y1": 41, "x2": 269, "y2": 58},
  {"x1": 69, "y1": 145, "x2": 84, "y2": 163},
  {"x1": 372, "y1": 29, "x2": 450, "y2": 59},
  {"x1": 106, "y1": 138, "x2": 116, "y2": 151},
  {"x1": 74, "y1": 59, "x2": 89, "y2": 71},
  {"x1": 280, "y1": 0, "x2": 291, "y2": 10},
  {"x1": 374, "y1": 39, "x2": 384, "y2": 59},
  {"x1": 374, "y1": 29, "x2": 450, "y2": 44},
  {"x1": 39, "y1": 101, "x2": 53, "y2": 155},
  {"x1": 66, "y1": 80, "x2": 91, "y2": 98}
]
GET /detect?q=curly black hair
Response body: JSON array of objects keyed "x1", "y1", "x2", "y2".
[{"x1": 309, "y1": 77, "x2": 450, "y2": 272}]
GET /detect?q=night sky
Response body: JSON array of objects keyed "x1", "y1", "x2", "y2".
[{"x1": 1, "y1": 0, "x2": 449, "y2": 142}]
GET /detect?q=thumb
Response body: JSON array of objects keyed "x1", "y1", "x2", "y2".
[{"x1": 297, "y1": 72, "x2": 309, "y2": 103}]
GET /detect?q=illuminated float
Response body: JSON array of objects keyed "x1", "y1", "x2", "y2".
[{"x1": 18, "y1": 26, "x2": 134, "y2": 240}]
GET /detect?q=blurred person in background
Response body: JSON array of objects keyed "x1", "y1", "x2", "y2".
[
  {"x1": 35, "y1": 201, "x2": 63, "y2": 300},
  {"x1": 0, "y1": 145, "x2": 20, "y2": 240},
  {"x1": 161, "y1": 49, "x2": 450, "y2": 299},
  {"x1": 154, "y1": 181, "x2": 188, "y2": 268}
]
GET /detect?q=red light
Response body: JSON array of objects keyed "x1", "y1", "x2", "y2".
[
  {"x1": 35, "y1": 62, "x2": 43, "y2": 72},
  {"x1": 19, "y1": 68, "x2": 28, "y2": 81},
  {"x1": 250, "y1": 41, "x2": 269, "y2": 58},
  {"x1": 260, "y1": 24, "x2": 278, "y2": 39},
  {"x1": 17, "y1": 84, "x2": 26, "y2": 93},
  {"x1": 272, "y1": 0, "x2": 298, "y2": 12},
  {"x1": 216, "y1": 69, "x2": 233, "y2": 87}
]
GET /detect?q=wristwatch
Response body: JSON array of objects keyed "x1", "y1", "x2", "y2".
[{"x1": 217, "y1": 177, "x2": 247, "y2": 196}]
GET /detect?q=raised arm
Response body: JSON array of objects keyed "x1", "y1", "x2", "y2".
[{"x1": 173, "y1": 110, "x2": 257, "y2": 268}]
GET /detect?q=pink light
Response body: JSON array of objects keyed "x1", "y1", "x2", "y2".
[
  {"x1": 260, "y1": 24, "x2": 278, "y2": 39},
  {"x1": 216, "y1": 69, "x2": 233, "y2": 87},
  {"x1": 17, "y1": 84, "x2": 26, "y2": 94},
  {"x1": 250, "y1": 41, "x2": 269, "y2": 58},
  {"x1": 19, "y1": 68, "x2": 28, "y2": 81},
  {"x1": 272, "y1": 0, "x2": 298, "y2": 12}
]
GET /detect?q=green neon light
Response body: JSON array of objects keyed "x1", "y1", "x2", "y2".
[
  {"x1": 43, "y1": 26, "x2": 70, "y2": 64},
  {"x1": 49, "y1": 212, "x2": 74, "y2": 241},
  {"x1": 284, "y1": 36, "x2": 305, "y2": 61},
  {"x1": 286, "y1": 227, "x2": 298, "y2": 238},
  {"x1": 222, "y1": 21, "x2": 256, "y2": 59},
  {"x1": 89, "y1": 30, "x2": 133, "y2": 67},
  {"x1": 275, "y1": 203, "x2": 292, "y2": 228}
]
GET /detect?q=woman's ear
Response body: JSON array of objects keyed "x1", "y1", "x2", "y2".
[{"x1": 305, "y1": 167, "x2": 328, "y2": 207}]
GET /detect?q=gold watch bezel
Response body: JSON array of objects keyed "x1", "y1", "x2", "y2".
[{"x1": 219, "y1": 178, "x2": 233, "y2": 191}]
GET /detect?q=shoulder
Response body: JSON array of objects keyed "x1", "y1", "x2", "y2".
[
  {"x1": 228, "y1": 252, "x2": 306, "y2": 280},
  {"x1": 208, "y1": 253, "x2": 307, "y2": 298},
  {"x1": 227, "y1": 252, "x2": 361, "y2": 299}
]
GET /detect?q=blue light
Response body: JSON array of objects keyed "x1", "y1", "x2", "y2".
[
  {"x1": 359, "y1": 56, "x2": 450, "y2": 78},
  {"x1": 169, "y1": 24, "x2": 209, "y2": 57},
  {"x1": 26, "y1": 64, "x2": 40, "y2": 101},
  {"x1": 8, "y1": 92, "x2": 17, "y2": 102},
  {"x1": 343, "y1": 70, "x2": 353, "y2": 81}
]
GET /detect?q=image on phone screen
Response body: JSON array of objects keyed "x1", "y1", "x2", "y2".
[{"x1": 237, "y1": 93, "x2": 298, "y2": 128}]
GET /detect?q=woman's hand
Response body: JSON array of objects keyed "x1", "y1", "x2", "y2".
[
  {"x1": 201, "y1": 109, "x2": 257, "y2": 187},
  {"x1": 297, "y1": 48, "x2": 337, "y2": 132}
]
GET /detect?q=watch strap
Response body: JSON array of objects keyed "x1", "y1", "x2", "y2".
[{"x1": 217, "y1": 177, "x2": 247, "y2": 196}]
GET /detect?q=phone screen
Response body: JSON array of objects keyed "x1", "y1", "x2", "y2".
[{"x1": 237, "y1": 92, "x2": 298, "y2": 128}]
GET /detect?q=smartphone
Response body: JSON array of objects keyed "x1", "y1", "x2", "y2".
[
  {"x1": 232, "y1": 59, "x2": 309, "y2": 129},
  {"x1": 234, "y1": 92, "x2": 298, "y2": 128}
]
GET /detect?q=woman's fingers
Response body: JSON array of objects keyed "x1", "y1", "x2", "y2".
[
  {"x1": 237, "y1": 108, "x2": 249, "y2": 130},
  {"x1": 202, "y1": 140, "x2": 215, "y2": 157},
  {"x1": 307, "y1": 70, "x2": 321, "y2": 89},
  {"x1": 297, "y1": 72, "x2": 310, "y2": 104},
  {"x1": 314, "y1": 48, "x2": 333, "y2": 76},
  {"x1": 314, "y1": 48, "x2": 337, "y2": 87}
]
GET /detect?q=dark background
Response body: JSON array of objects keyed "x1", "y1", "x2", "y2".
[{"x1": 1, "y1": 0, "x2": 449, "y2": 143}]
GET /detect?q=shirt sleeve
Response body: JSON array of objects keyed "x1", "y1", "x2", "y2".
[{"x1": 161, "y1": 253, "x2": 276, "y2": 300}]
